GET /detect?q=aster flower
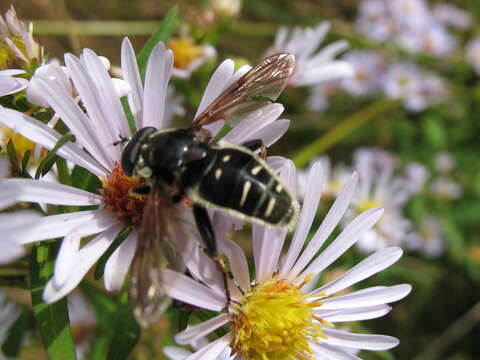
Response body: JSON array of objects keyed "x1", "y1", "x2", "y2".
[
  {"x1": 0, "y1": 6, "x2": 43, "y2": 70},
  {"x1": 434, "y1": 151, "x2": 455, "y2": 173},
  {"x1": 432, "y1": 4, "x2": 471, "y2": 30},
  {"x1": 349, "y1": 148, "x2": 411, "y2": 252},
  {"x1": 405, "y1": 216, "x2": 444, "y2": 258},
  {"x1": 466, "y1": 38, "x2": 480, "y2": 75},
  {"x1": 341, "y1": 51, "x2": 386, "y2": 96},
  {"x1": 306, "y1": 80, "x2": 341, "y2": 112},
  {"x1": 0, "y1": 38, "x2": 291, "y2": 310},
  {"x1": 167, "y1": 36, "x2": 216, "y2": 79},
  {"x1": 401, "y1": 162, "x2": 428, "y2": 195},
  {"x1": 0, "y1": 68, "x2": 28, "y2": 96},
  {"x1": 355, "y1": 0, "x2": 396, "y2": 42},
  {"x1": 265, "y1": 22, "x2": 354, "y2": 87},
  {"x1": 160, "y1": 161, "x2": 411, "y2": 359},
  {"x1": 430, "y1": 177, "x2": 462, "y2": 200}
]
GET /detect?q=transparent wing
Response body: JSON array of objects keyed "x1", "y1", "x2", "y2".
[
  {"x1": 129, "y1": 187, "x2": 189, "y2": 327},
  {"x1": 192, "y1": 53, "x2": 295, "y2": 129}
]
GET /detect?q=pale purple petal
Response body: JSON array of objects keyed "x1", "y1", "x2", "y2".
[
  {"x1": 104, "y1": 230, "x2": 138, "y2": 291},
  {"x1": 317, "y1": 247, "x2": 403, "y2": 296},
  {"x1": 194, "y1": 59, "x2": 234, "y2": 119},
  {"x1": 164, "y1": 346, "x2": 192, "y2": 359},
  {"x1": 319, "y1": 284, "x2": 412, "y2": 310},
  {"x1": 318, "y1": 305, "x2": 392, "y2": 322},
  {"x1": 143, "y1": 43, "x2": 173, "y2": 129},
  {"x1": 312, "y1": 342, "x2": 361, "y2": 360},
  {"x1": 34, "y1": 76, "x2": 113, "y2": 171},
  {"x1": 53, "y1": 229, "x2": 81, "y2": 287},
  {"x1": 44, "y1": 224, "x2": 123, "y2": 303},
  {"x1": 299, "y1": 206, "x2": 383, "y2": 279},
  {"x1": 0, "y1": 179, "x2": 102, "y2": 210},
  {"x1": 185, "y1": 333, "x2": 232, "y2": 360},
  {"x1": 218, "y1": 239, "x2": 250, "y2": 293},
  {"x1": 280, "y1": 162, "x2": 324, "y2": 277},
  {"x1": 0, "y1": 241, "x2": 25, "y2": 264},
  {"x1": 175, "y1": 313, "x2": 230, "y2": 345},
  {"x1": 0, "y1": 108, "x2": 107, "y2": 177},
  {"x1": 322, "y1": 328, "x2": 400, "y2": 350},
  {"x1": 161, "y1": 269, "x2": 226, "y2": 311},
  {"x1": 251, "y1": 119, "x2": 290, "y2": 148},
  {"x1": 81, "y1": 49, "x2": 131, "y2": 137},
  {"x1": 2, "y1": 209, "x2": 117, "y2": 244},
  {"x1": 121, "y1": 37, "x2": 144, "y2": 128}
]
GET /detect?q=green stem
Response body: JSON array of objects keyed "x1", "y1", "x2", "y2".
[
  {"x1": 292, "y1": 99, "x2": 401, "y2": 168},
  {"x1": 30, "y1": 242, "x2": 77, "y2": 360}
]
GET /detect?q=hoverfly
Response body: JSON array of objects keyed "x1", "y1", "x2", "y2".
[{"x1": 121, "y1": 53, "x2": 299, "y2": 326}]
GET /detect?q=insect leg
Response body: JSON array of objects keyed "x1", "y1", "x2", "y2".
[
  {"x1": 241, "y1": 139, "x2": 268, "y2": 160},
  {"x1": 193, "y1": 205, "x2": 231, "y2": 310}
]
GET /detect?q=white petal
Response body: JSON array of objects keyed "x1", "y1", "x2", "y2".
[
  {"x1": 320, "y1": 284, "x2": 412, "y2": 310},
  {"x1": 222, "y1": 103, "x2": 284, "y2": 144},
  {"x1": 318, "y1": 304, "x2": 392, "y2": 322},
  {"x1": 164, "y1": 346, "x2": 192, "y2": 359},
  {"x1": 280, "y1": 162, "x2": 324, "y2": 277},
  {"x1": 160, "y1": 269, "x2": 226, "y2": 311},
  {"x1": 175, "y1": 313, "x2": 230, "y2": 345},
  {"x1": 2, "y1": 209, "x2": 117, "y2": 244},
  {"x1": 195, "y1": 59, "x2": 234, "y2": 119},
  {"x1": 251, "y1": 119, "x2": 290, "y2": 147},
  {"x1": 44, "y1": 224, "x2": 123, "y2": 303},
  {"x1": 0, "y1": 107, "x2": 107, "y2": 177},
  {"x1": 34, "y1": 75, "x2": 113, "y2": 171},
  {"x1": 0, "y1": 241, "x2": 25, "y2": 264},
  {"x1": 290, "y1": 172, "x2": 358, "y2": 278},
  {"x1": 317, "y1": 247, "x2": 403, "y2": 296},
  {"x1": 0, "y1": 179, "x2": 102, "y2": 210},
  {"x1": 299, "y1": 207, "x2": 383, "y2": 278},
  {"x1": 312, "y1": 342, "x2": 361, "y2": 360},
  {"x1": 104, "y1": 230, "x2": 138, "y2": 291},
  {"x1": 53, "y1": 228, "x2": 81, "y2": 287},
  {"x1": 296, "y1": 62, "x2": 354, "y2": 86},
  {"x1": 121, "y1": 37, "x2": 144, "y2": 128},
  {"x1": 256, "y1": 228, "x2": 287, "y2": 283},
  {"x1": 322, "y1": 328, "x2": 400, "y2": 350},
  {"x1": 186, "y1": 333, "x2": 232, "y2": 360},
  {"x1": 112, "y1": 78, "x2": 131, "y2": 97},
  {"x1": 218, "y1": 239, "x2": 250, "y2": 293},
  {"x1": 143, "y1": 42, "x2": 173, "y2": 129}
]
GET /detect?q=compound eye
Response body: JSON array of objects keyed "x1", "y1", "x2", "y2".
[{"x1": 121, "y1": 127, "x2": 156, "y2": 176}]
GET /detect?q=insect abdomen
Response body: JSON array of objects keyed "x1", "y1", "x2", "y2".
[{"x1": 191, "y1": 145, "x2": 298, "y2": 229}]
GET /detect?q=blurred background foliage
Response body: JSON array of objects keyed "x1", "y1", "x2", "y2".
[{"x1": 1, "y1": 0, "x2": 480, "y2": 359}]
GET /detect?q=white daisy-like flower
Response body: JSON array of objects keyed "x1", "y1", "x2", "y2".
[
  {"x1": 0, "y1": 5, "x2": 43, "y2": 70},
  {"x1": 466, "y1": 38, "x2": 480, "y2": 75},
  {"x1": 432, "y1": 4, "x2": 471, "y2": 30},
  {"x1": 405, "y1": 216, "x2": 444, "y2": 258},
  {"x1": 0, "y1": 69, "x2": 28, "y2": 97},
  {"x1": 306, "y1": 80, "x2": 341, "y2": 112},
  {"x1": 341, "y1": 51, "x2": 386, "y2": 96},
  {"x1": 396, "y1": 24, "x2": 456, "y2": 58},
  {"x1": 434, "y1": 151, "x2": 455, "y2": 173},
  {"x1": 430, "y1": 177, "x2": 462, "y2": 200},
  {"x1": 167, "y1": 36, "x2": 216, "y2": 79},
  {"x1": 0, "y1": 38, "x2": 291, "y2": 305},
  {"x1": 160, "y1": 161, "x2": 411, "y2": 359},
  {"x1": 388, "y1": 0, "x2": 430, "y2": 32},
  {"x1": 265, "y1": 22, "x2": 354, "y2": 87},
  {"x1": 165, "y1": 337, "x2": 234, "y2": 360},
  {"x1": 350, "y1": 148, "x2": 411, "y2": 252},
  {"x1": 356, "y1": 0, "x2": 396, "y2": 42},
  {"x1": 401, "y1": 162, "x2": 428, "y2": 195},
  {"x1": 298, "y1": 156, "x2": 351, "y2": 201}
]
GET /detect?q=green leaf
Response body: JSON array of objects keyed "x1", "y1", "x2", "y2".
[
  {"x1": 30, "y1": 242, "x2": 77, "y2": 360},
  {"x1": 95, "y1": 227, "x2": 132, "y2": 280},
  {"x1": 1, "y1": 308, "x2": 29, "y2": 357},
  {"x1": 136, "y1": 6, "x2": 179, "y2": 80},
  {"x1": 106, "y1": 304, "x2": 140, "y2": 360},
  {"x1": 121, "y1": 97, "x2": 136, "y2": 133},
  {"x1": 21, "y1": 149, "x2": 32, "y2": 175},
  {"x1": 56, "y1": 157, "x2": 71, "y2": 186},
  {"x1": 35, "y1": 133, "x2": 75, "y2": 179},
  {"x1": 6, "y1": 140, "x2": 21, "y2": 175}
]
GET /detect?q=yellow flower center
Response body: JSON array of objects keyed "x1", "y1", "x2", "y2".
[
  {"x1": 167, "y1": 37, "x2": 204, "y2": 69},
  {"x1": 231, "y1": 277, "x2": 327, "y2": 360},
  {"x1": 358, "y1": 199, "x2": 382, "y2": 213},
  {"x1": 100, "y1": 163, "x2": 147, "y2": 227},
  {"x1": 0, "y1": 127, "x2": 37, "y2": 160}
]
